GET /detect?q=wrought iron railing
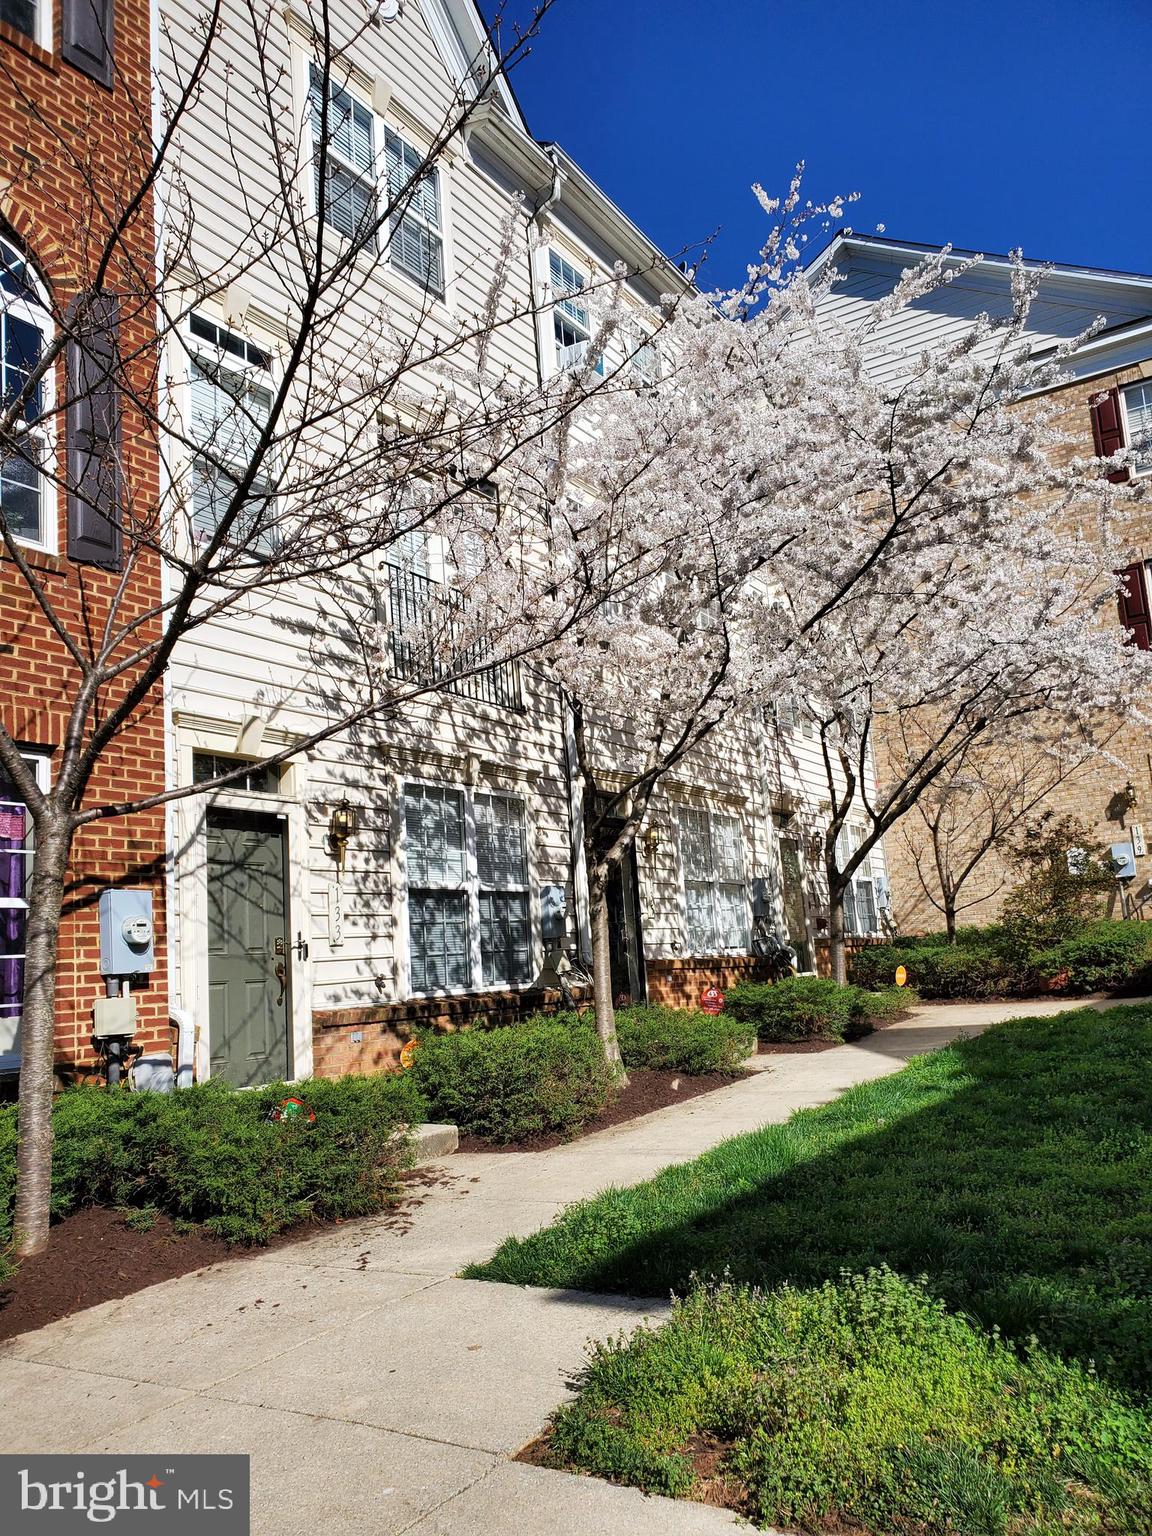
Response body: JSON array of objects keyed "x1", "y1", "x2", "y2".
[{"x1": 384, "y1": 563, "x2": 523, "y2": 711}]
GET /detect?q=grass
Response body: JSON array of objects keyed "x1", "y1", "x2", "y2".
[
  {"x1": 543, "y1": 1269, "x2": 1152, "y2": 1536},
  {"x1": 469, "y1": 1004, "x2": 1152, "y2": 1395}
]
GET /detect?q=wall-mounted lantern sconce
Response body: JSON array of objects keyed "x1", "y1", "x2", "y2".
[
  {"x1": 641, "y1": 827, "x2": 660, "y2": 859},
  {"x1": 1124, "y1": 781, "x2": 1139, "y2": 813},
  {"x1": 328, "y1": 796, "x2": 359, "y2": 872}
]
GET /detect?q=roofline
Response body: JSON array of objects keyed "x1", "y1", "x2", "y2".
[{"x1": 805, "y1": 229, "x2": 1152, "y2": 290}]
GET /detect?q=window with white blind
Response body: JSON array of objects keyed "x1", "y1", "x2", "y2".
[
  {"x1": 310, "y1": 66, "x2": 378, "y2": 246},
  {"x1": 629, "y1": 327, "x2": 659, "y2": 387},
  {"x1": 403, "y1": 782, "x2": 533, "y2": 993},
  {"x1": 1, "y1": 236, "x2": 53, "y2": 551},
  {"x1": 678, "y1": 806, "x2": 747, "y2": 954},
  {"x1": 1121, "y1": 381, "x2": 1152, "y2": 473},
  {"x1": 837, "y1": 822, "x2": 880, "y2": 936},
  {"x1": 385, "y1": 129, "x2": 444, "y2": 296},
  {"x1": 187, "y1": 313, "x2": 276, "y2": 551},
  {"x1": 549, "y1": 250, "x2": 604, "y2": 375}
]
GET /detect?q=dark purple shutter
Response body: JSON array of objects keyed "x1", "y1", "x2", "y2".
[
  {"x1": 61, "y1": 0, "x2": 114, "y2": 88},
  {"x1": 1118, "y1": 561, "x2": 1152, "y2": 651},
  {"x1": 1090, "y1": 388, "x2": 1130, "y2": 484},
  {"x1": 66, "y1": 293, "x2": 122, "y2": 569}
]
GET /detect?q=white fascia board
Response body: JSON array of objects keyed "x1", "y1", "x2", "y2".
[
  {"x1": 811, "y1": 232, "x2": 1152, "y2": 295},
  {"x1": 422, "y1": 0, "x2": 525, "y2": 128}
]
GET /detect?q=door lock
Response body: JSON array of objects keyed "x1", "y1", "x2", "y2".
[{"x1": 273, "y1": 936, "x2": 285, "y2": 957}]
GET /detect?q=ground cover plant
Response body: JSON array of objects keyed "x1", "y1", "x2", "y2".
[
  {"x1": 0, "y1": 1073, "x2": 424, "y2": 1270},
  {"x1": 850, "y1": 919, "x2": 1151, "y2": 998},
  {"x1": 471, "y1": 1005, "x2": 1152, "y2": 1395},
  {"x1": 542, "y1": 1270, "x2": 1152, "y2": 1535},
  {"x1": 725, "y1": 976, "x2": 916, "y2": 1042}
]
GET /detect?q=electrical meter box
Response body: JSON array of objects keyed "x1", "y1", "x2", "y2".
[
  {"x1": 99, "y1": 888, "x2": 156, "y2": 975},
  {"x1": 540, "y1": 884, "x2": 567, "y2": 943},
  {"x1": 1111, "y1": 843, "x2": 1137, "y2": 881}
]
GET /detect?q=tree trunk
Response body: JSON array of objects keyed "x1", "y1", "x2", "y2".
[
  {"x1": 13, "y1": 814, "x2": 71, "y2": 1258},
  {"x1": 589, "y1": 876, "x2": 628, "y2": 1086},
  {"x1": 944, "y1": 900, "x2": 957, "y2": 942},
  {"x1": 827, "y1": 881, "x2": 848, "y2": 986}
]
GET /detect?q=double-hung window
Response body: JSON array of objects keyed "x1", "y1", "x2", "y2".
[
  {"x1": 310, "y1": 65, "x2": 378, "y2": 245},
  {"x1": 0, "y1": 753, "x2": 48, "y2": 1071},
  {"x1": 1121, "y1": 382, "x2": 1152, "y2": 473},
  {"x1": 385, "y1": 129, "x2": 444, "y2": 296},
  {"x1": 403, "y1": 782, "x2": 533, "y2": 993},
  {"x1": 187, "y1": 313, "x2": 276, "y2": 552},
  {"x1": 1, "y1": 236, "x2": 52, "y2": 551},
  {"x1": 838, "y1": 823, "x2": 880, "y2": 936},
  {"x1": 679, "y1": 806, "x2": 747, "y2": 954},
  {"x1": 549, "y1": 250, "x2": 603, "y2": 375}
]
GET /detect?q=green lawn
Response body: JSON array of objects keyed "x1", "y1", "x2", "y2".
[{"x1": 469, "y1": 1005, "x2": 1152, "y2": 1395}]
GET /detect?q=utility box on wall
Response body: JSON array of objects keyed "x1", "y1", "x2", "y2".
[
  {"x1": 98, "y1": 888, "x2": 156, "y2": 975},
  {"x1": 540, "y1": 884, "x2": 567, "y2": 943}
]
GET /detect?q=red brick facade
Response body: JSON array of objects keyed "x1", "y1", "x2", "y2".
[{"x1": 0, "y1": 0, "x2": 168, "y2": 1081}]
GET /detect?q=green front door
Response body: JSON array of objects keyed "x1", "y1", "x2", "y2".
[{"x1": 207, "y1": 809, "x2": 291, "y2": 1086}]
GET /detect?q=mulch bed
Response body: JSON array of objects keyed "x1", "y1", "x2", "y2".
[
  {"x1": 0, "y1": 1205, "x2": 234, "y2": 1344},
  {"x1": 456, "y1": 1067, "x2": 744, "y2": 1153}
]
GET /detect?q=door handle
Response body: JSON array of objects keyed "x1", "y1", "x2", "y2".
[{"x1": 274, "y1": 959, "x2": 287, "y2": 1007}]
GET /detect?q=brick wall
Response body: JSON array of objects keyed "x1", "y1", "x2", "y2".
[
  {"x1": 880, "y1": 361, "x2": 1152, "y2": 935},
  {"x1": 0, "y1": 0, "x2": 168, "y2": 1080}
]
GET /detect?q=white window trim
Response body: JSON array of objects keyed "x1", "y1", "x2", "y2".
[
  {"x1": 301, "y1": 55, "x2": 454, "y2": 309},
  {"x1": 676, "y1": 805, "x2": 750, "y2": 958},
  {"x1": 1, "y1": 238, "x2": 57, "y2": 555},
  {"x1": 545, "y1": 247, "x2": 604, "y2": 379},
  {"x1": 3, "y1": 0, "x2": 52, "y2": 53},
  {"x1": 1119, "y1": 381, "x2": 1152, "y2": 477},
  {"x1": 0, "y1": 750, "x2": 51, "y2": 1070},
  {"x1": 182, "y1": 311, "x2": 278, "y2": 558},
  {"x1": 399, "y1": 777, "x2": 538, "y2": 999}
]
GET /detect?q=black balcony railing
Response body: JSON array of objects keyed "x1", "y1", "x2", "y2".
[{"x1": 385, "y1": 563, "x2": 523, "y2": 711}]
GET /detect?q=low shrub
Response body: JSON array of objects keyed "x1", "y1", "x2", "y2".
[
  {"x1": 613, "y1": 1005, "x2": 754, "y2": 1075},
  {"x1": 0, "y1": 1073, "x2": 426, "y2": 1252},
  {"x1": 852, "y1": 919, "x2": 1150, "y2": 1000},
  {"x1": 544, "y1": 1270, "x2": 1152, "y2": 1536},
  {"x1": 410, "y1": 1017, "x2": 614, "y2": 1144},
  {"x1": 725, "y1": 976, "x2": 908, "y2": 1043},
  {"x1": 1034, "y1": 920, "x2": 1152, "y2": 994}
]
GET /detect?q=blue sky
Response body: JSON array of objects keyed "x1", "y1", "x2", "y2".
[{"x1": 481, "y1": 0, "x2": 1152, "y2": 288}]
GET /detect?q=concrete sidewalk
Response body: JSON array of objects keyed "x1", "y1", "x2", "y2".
[{"x1": 0, "y1": 995, "x2": 1135, "y2": 1535}]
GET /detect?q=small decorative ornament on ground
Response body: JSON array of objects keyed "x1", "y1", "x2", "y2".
[
  {"x1": 399, "y1": 1038, "x2": 418, "y2": 1069},
  {"x1": 894, "y1": 965, "x2": 908, "y2": 988},
  {"x1": 699, "y1": 985, "x2": 725, "y2": 1015},
  {"x1": 267, "y1": 1096, "x2": 315, "y2": 1123}
]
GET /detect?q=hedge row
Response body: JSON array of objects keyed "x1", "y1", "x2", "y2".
[
  {"x1": 0, "y1": 1073, "x2": 425, "y2": 1259},
  {"x1": 851, "y1": 919, "x2": 1151, "y2": 999},
  {"x1": 411, "y1": 1005, "x2": 753, "y2": 1144},
  {"x1": 725, "y1": 976, "x2": 918, "y2": 1043}
]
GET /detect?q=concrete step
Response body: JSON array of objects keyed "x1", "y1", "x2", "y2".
[{"x1": 411, "y1": 1122, "x2": 459, "y2": 1165}]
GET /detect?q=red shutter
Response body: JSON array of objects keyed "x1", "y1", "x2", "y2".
[
  {"x1": 1090, "y1": 388, "x2": 1130, "y2": 484},
  {"x1": 1118, "y1": 562, "x2": 1152, "y2": 651}
]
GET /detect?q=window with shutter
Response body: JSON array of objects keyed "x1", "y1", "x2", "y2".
[
  {"x1": 67, "y1": 292, "x2": 122, "y2": 568},
  {"x1": 1118, "y1": 561, "x2": 1152, "y2": 652},
  {"x1": 0, "y1": 752, "x2": 50, "y2": 1070},
  {"x1": 61, "y1": 0, "x2": 115, "y2": 88},
  {"x1": 2, "y1": 0, "x2": 46, "y2": 46},
  {"x1": 1, "y1": 237, "x2": 53, "y2": 552},
  {"x1": 836, "y1": 822, "x2": 882, "y2": 937}
]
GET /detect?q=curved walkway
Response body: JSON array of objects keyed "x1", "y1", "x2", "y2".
[{"x1": 1, "y1": 996, "x2": 1140, "y2": 1536}]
